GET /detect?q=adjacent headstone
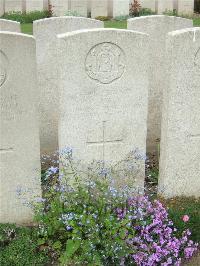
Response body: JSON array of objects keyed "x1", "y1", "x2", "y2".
[
  {"x1": 50, "y1": 0, "x2": 69, "y2": 16},
  {"x1": 70, "y1": 0, "x2": 88, "y2": 17},
  {"x1": 0, "y1": 0, "x2": 4, "y2": 16},
  {"x1": 26, "y1": 0, "x2": 44, "y2": 12},
  {"x1": 33, "y1": 17, "x2": 103, "y2": 155},
  {"x1": 57, "y1": 28, "x2": 149, "y2": 189},
  {"x1": 91, "y1": 0, "x2": 108, "y2": 18},
  {"x1": 127, "y1": 15, "x2": 193, "y2": 154},
  {"x1": 156, "y1": 0, "x2": 173, "y2": 14},
  {"x1": 0, "y1": 32, "x2": 41, "y2": 224},
  {"x1": 0, "y1": 19, "x2": 21, "y2": 32},
  {"x1": 108, "y1": 0, "x2": 130, "y2": 18},
  {"x1": 177, "y1": 0, "x2": 194, "y2": 15},
  {"x1": 139, "y1": 0, "x2": 156, "y2": 12},
  {"x1": 4, "y1": 0, "x2": 24, "y2": 12},
  {"x1": 159, "y1": 28, "x2": 200, "y2": 198}
]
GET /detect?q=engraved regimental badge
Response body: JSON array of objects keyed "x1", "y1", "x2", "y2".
[{"x1": 85, "y1": 42, "x2": 125, "y2": 84}]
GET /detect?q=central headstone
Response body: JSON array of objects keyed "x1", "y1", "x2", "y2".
[
  {"x1": 127, "y1": 15, "x2": 193, "y2": 154},
  {"x1": 57, "y1": 29, "x2": 149, "y2": 189},
  {"x1": 33, "y1": 17, "x2": 103, "y2": 155},
  {"x1": 0, "y1": 32, "x2": 41, "y2": 224}
]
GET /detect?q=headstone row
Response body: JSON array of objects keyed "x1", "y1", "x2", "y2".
[
  {"x1": 0, "y1": 16, "x2": 199, "y2": 225},
  {"x1": 138, "y1": 0, "x2": 194, "y2": 15},
  {"x1": 0, "y1": 0, "x2": 130, "y2": 18}
]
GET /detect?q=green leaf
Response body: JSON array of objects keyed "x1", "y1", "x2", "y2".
[
  {"x1": 65, "y1": 239, "x2": 81, "y2": 258},
  {"x1": 53, "y1": 240, "x2": 62, "y2": 250},
  {"x1": 37, "y1": 238, "x2": 46, "y2": 245}
]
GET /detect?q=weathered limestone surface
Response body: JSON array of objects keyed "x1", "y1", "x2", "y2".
[
  {"x1": 57, "y1": 28, "x2": 149, "y2": 189},
  {"x1": 50, "y1": 0, "x2": 69, "y2": 16},
  {"x1": 91, "y1": 0, "x2": 108, "y2": 18},
  {"x1": 108, "y1": 0, "x2": 130, "y2": 17},
  {"x1": 156, "y1": 0, "x2": 173, "y2": 14},
  {"x1": 127, "y1": 15, "x2": 193, "y2": 154},
  {"x1": 159, "y1": 28, "x2": 200, "y2": 198},
  {"x1": 26, "y1": 0, "x2": 44, "y2": 12},
  {"x1": 33, "y1": 17, "x2": 103, "y2": 155},
  {"x1": 139, "y1": 0, "x2": 156, "y2": 11},
  {"x1": 70, "y1": 0, "x2": 88, "y2": 17},
  {"x1": 4, "y1": 0, "x2": 24, "y2": 12},
  {"x1": 177, "y1": 0, "x2": 194, "y2": 15},
  {"x1": 0, "y1": 0, "x2": 4, "y2": 16},
  {"x1": 0, "y1": 19, "x2": 21, "y2": 32},
  {"x1": 0, "y1": 32, "x2": 41, "y2": 224}
]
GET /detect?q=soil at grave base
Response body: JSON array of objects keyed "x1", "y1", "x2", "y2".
[{"x1": 183, "y1": 251, "x2": 200, "y2": 266}]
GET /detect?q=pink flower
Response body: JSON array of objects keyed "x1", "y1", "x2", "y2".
[{"x1": 182, "y1": 215, "x2": 190, "y2": 222}]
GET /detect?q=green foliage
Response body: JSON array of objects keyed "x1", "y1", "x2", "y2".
[
  {"x1": 139, "y1": 8, "x2": 156, "y2": 16},
  {"x1": 21, "y1": 23, "x2": 33, "y2": 34},
  {"x1": 113, "y1": 15, "x2": 130, "y2": 21},
  {"x1": 0, "y1": 224, "x2": 49, "y2": 266},
  {"x1": 1, "y1": 10, "x2": 50, "y2": 24},
  {"x1": 193, "y1": 17, "x2": 200, "y2": 26},
  {"x1": 64, "y1": 10, "x2": 82, "y2": 17},
  {"x1": 95, "y1": 16, "x2": 111, "y2": 21},
  {"x1": 34, "y1": 150, "x2": 140, "y2": 265},
  {"x1": 163, "y1": 197, "x2": 200, "y2": 243}
]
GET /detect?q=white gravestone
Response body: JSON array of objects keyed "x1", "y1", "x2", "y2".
[
  {"x1": 0, "y1": 0, "x2": 4, "y2": 16},
  {"x1": 108, "y1": 0, "x2": 129, "y2": 17},
  {"x1": 0, "y1": 19, "x2": 21, "y2": 32},
  {"x1": 50, "y1": 0, "x2": 69, "y2": 16},
  {"x1": 33, "y1": 17, "x2": 103, "y2": 155},
  {"x1": 177, "y1": 0, "x2": 194, "y2": 15},
  {"x1": 5, "y1": 0, "x2": 24, "y2": 12},
  {"x1": 127, "y1": 15, "x2": 193, "y2": 154},
  {"x1": 91, "y1": 0, "x2": 108, "y2": 18},
  {"x1": 0, "y1": 32, "x2": 41, "y2": 224},
  {"x1": 139, "y1": 0, "x2": 156, "y2": 12},
  {"x1": 159, "y1": 28, "x2": 200, "y2": 198},
  {"x1": 57, "y1": 28, "x2": 149, "y2": 189},
  {"x1": 156, "y1": 0, "x2": 173, "y2": 14},
  {"x1": 26, "y1": 0, "x2": 44, "y2": 12},
  {"x1": 70, "y1": 0, "x2": 88, "y2": 17}
]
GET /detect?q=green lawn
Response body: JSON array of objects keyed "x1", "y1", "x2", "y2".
[
  {"x1": 21, "y1": 23, "x2": 33, "y2": 34},
  {"x1": 193, "y1": 17, "x2": 200, "y2": 26},
  {"x1": 21, "y1": 18, "x2": 200, "y2": 34}
]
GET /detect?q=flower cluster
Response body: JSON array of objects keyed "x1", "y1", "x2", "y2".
[
  {"x1": 34, "y1": 149, "x2": 198, "y2": 265},
  {"x1": 117, "y1": 196, "x2": 198, "y2": 266}
]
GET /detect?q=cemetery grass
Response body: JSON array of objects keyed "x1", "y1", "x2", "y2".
[{"x1": 21, "y1": 18, "x2": 200, "y2": 34}]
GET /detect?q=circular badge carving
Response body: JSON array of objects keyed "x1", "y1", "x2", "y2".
[
  {"x1": 194, "y1": 48, "x2": 200, "y2": 69},
  {"x1": 85, "y1": 42, "x2": 126, "y2": 84},
  {"x1": 0, "y1": 50, "x2": 9, "y2": 87}
]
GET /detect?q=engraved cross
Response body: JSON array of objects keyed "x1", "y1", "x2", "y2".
[{"x1": 86, "y1": 121, "x2": 123, "y2": 163}]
